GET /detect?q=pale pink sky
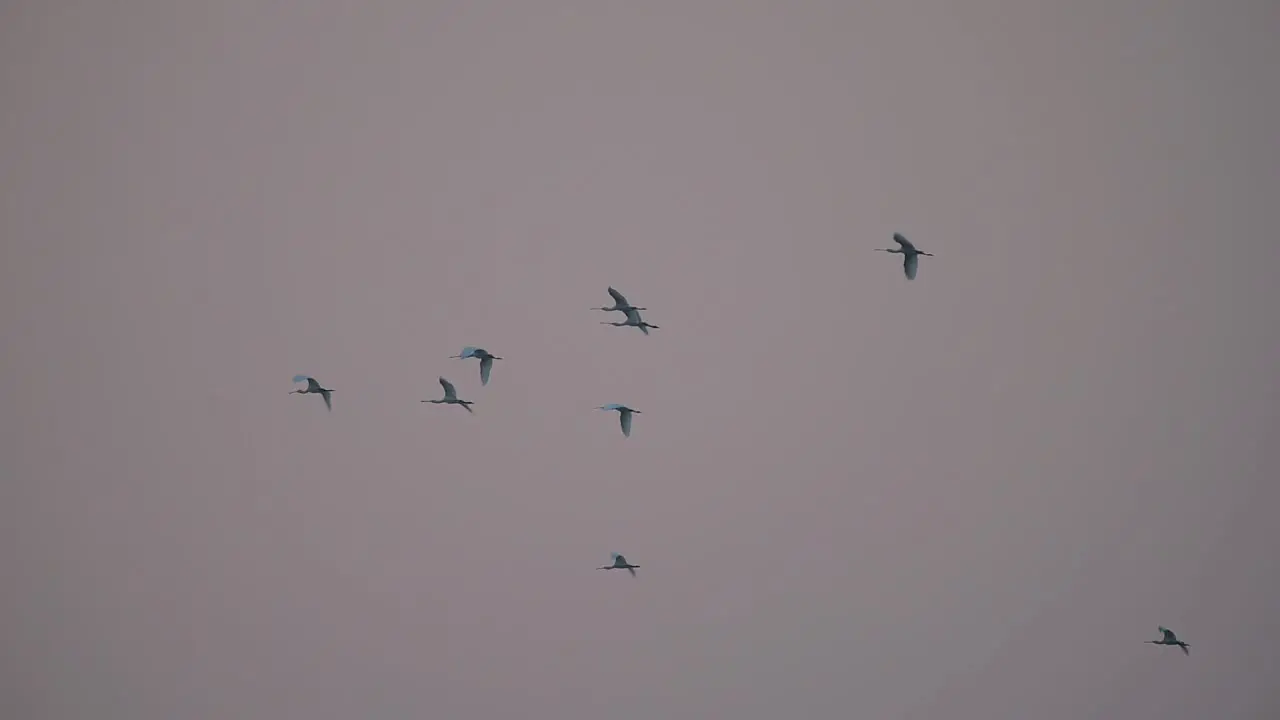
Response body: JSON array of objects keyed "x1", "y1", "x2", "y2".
[{"x1": 3, "y1": 1, "x2": 1279, "y2": 719}]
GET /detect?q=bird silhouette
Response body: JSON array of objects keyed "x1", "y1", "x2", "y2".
[{"x1": 290, "y1": 375, "x2": 334, "y2": 411}]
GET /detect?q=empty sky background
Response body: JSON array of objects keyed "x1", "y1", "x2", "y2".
[{"x1": 3, "y1": 1, "x2": 1278, "y2": 719}]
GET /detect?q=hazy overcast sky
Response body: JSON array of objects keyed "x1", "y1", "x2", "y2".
[{"x1": 3, "y1": 1, "x2": 1278, "y2": 719}]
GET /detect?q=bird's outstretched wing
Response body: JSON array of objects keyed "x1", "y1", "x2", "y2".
[
  {"x1": 320, "y1": 389, "x2": 332, "y2": 411},
  {"x1": 480, "y1": 356, "x2": 493, "y2": 386},
  {"x1": 893, "y1": 233, "x2": 917, "y2": 253},
  {"x1": 627, "y1": 566, "x2": 637, "y2": 577},
  {"x1": 1159, "y1": 627, "x2": 1175, "y2": 642},
  {"x1": 608, "y1": 287, "x2": 629, "y2": 306},
  {"x1": 1180, "y1": 644, "x2": 1190, "y2": 656},
  {"x1": 306, "y1": 377, "x2": 323, "y2": 392},
  {"x1": 619, "y1": 409, "x2": 633, "y2": 437},
  {"x1": 292, "y1": 374, "x2": 309, "y2": 384},
  {"x1": 613, "y1": 553, "x2": 626, "y2": 565},
  {"x1": 904, "y1": 253, "x2": 919, "y2": 280},
  {"x1": 439, "y1": 377, "x2": 457, "y2": 399}
]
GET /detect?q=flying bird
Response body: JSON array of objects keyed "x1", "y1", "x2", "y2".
[
  {"x1": 290, "y1": 375, "x2": 333, "y2": 411},
  {"x1": 591, "y1": 286, "x2": 647, "y2": 313},
  {"x1": 876, "y1": 232, "x2": 934, "y2": 280},
  {"x1": 597, "y1": 552, "x2": 640, "y2": 577},
  {"x1": 601, "y1": 307, "x2": 659, "y2": 335},
  {"x1": 422, "y1": 377, "x2": 474, "y2": 413},
  {"x1": 1145, "y1": 626, "x2": 1190, "y2": 655},
  {"x1": 450, "y1": 346, "x2": 503, "y2": 386},
  {"x1": 597, "y1": 403, "x2": 640, "y2": 437}
]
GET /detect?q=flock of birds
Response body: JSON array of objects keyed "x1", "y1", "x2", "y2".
[{"x1": 287, "y1": 232, "x2": 1193, "y2": 657}]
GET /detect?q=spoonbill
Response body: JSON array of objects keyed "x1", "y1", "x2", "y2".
[
  {"x1": 598, "y1": 552, "x2": 639, "y2": 577},
  {"x1": 290, "y1": 375, "x2": 333, "y2": 411},
  {"x1": 422, "y1": 377, "x2": 474, "y2": 413},
  {"x1": 1145, "y1": 626, "x2": 1190, "y2": 655},
  {"x1": 597, "y1": 404, "x2": 640, "y2": 437},
  {"x1": 601, "y1": 307, "x2": 659, "y2": 335},
  {"x1": 449, "y1": 346, "x2": 503, "y2": 386},
  {"x1": 876, "y1": 232, "x2": 934, "y2": 280},
  {"x1": 592, "y1": 286, "x2": 647, "y2": 313}
]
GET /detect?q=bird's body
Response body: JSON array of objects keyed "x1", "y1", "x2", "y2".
[
  {"x1": 598, "y1": 552, "x2": 640, "y2": 577},
  {"x1": 591, "y1": 286, "x2": 647, "y2": 314},
  {"x1": 597, "y1": 403, "x2": 640, "y2": 437},
  {"x1": 289, "y1": 375, "x2": 334, "y2": 411},
  {"x1": 876, "y1": 232, "x2": 934, "y2": 280},
  {"x1": 422, "y1": 377, "x2": 474, "y2": 413},
  {"x1": 601, "y1": 307, "x2": 659, "y2": 335},
  {"x1": 450, "y1": 346, "x2": 503, "y2": 386},
  {"x1": 1146, "y1": 626, "x2": 1190, "y2": 655}
]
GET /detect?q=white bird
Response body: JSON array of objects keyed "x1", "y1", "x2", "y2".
[
  {"x1": 601, "y1": 307, "x2": 659, "y2": 335},
  {"x1": 1145, "y1": 626, "x2": 1190, "y2": 655},
  {"x1": 597, "y1": 552, "x2": 640, "y2": 577},
  {"x1": 422, "y1": 377, "x2": 474, "y2": 413},
  {"x1": 591, "y1": 286, "x2": 647, "y2": 313},
  {"x1": 449, "y1": 346, "x2": 503, "y2": 386},
  {"x1": 290, "y1": 375, "x2": 333, "y2": 411},
  {"x1": 597, "y1": 403, "x2": 640, "y2": 437},
  {"x1": 876, "y1": 232, "x2": 934, "y2": 280}
]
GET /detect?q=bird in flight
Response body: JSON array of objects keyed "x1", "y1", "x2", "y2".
[
  {"x1": 591, "y1": 286, "x2": 647, "y2": 314},
  {"x1": 597, "y1": 403, "x2": 640, "y2": 437},
  {"x1": 876, "y1": 232, "x2": 934, "y2": 280},
  {"x1": 598, "y1": 552, "x2": 640, "y2": 577},
  {"x1": 422, "y1": 377, "x2": 474, "y2": 413},
  {"x1": 1145, "y1": 626, "x2": 1190, "y2": 655},
  {"x1": 601, "y1": 307, "x2": 659, "y2": 335},
  {"x1": 290, "y1": 375, "x2": 333, "y2": 411},
  {"x1": 449, "y1": 346, "x2": 503, "y2": 386}
]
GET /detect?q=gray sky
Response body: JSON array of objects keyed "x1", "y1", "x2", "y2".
[{"x1": 3, "y1": 1, "x2": 1278, "y2": 718}]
